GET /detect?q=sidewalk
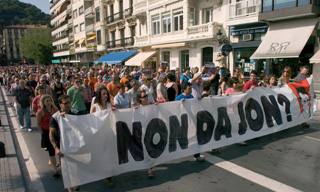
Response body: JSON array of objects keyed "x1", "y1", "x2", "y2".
[{"x1": 0, "y1": 89, "x2": 25, "y2": 192}]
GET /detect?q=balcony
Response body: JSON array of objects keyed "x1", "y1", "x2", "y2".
[
  {"x1": 85, "y1": 7, "x2": 94, "y2": 19},
  {"x1": 86, "y1": 43, "x2": 97, "y2": 51},
  {"x1": 133, "y1": 0, "x2": 146, "y2": 15},
  {"x1": 106, "y1": 37, "x2": 134, "y2": 48},
  {"x1": 106, "y1": 11, "x2": 123, "y2": 24},
  {"x1": 85, "y1": 24, "x2": 94, "y2": 33},
  {"x1": 229, "y1": 0, "x2": 260, "y2": 19},
  {"x1": 260, "y1": 0, "x2": 320, "y2": 21}
]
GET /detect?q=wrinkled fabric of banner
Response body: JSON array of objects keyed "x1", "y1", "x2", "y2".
[{"x1": 57, "y1": 78, "x2": 315, "y2": 188}]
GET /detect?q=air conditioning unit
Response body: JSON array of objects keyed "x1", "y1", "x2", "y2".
[{"x1": 242, "y1": 34, "x2": 253, "y2": 41}]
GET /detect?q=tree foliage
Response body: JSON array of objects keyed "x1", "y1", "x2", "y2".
[
  {"x1": 20, "y1": 29, "x2": 52, "y2": 64},
  {"x1": 0, "y1": 0, "x2": 50, "y2": 28}
]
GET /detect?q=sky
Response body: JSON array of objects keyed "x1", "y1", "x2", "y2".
[{"x1": 19, "y1": 0, "x2": 50, "y2": 14}]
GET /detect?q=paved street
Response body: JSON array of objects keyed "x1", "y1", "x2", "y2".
[{"x1": 2, "y1": 90, "x2": 320, "y2": 192}]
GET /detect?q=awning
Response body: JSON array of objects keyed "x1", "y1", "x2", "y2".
[
  {"x1": 78, "y1": 39, "x2": 85, "y2": 45},
  {"x1": 95, "y1": 50, "x2": 137, "y2": 65},
  {"x1": 250, "y1": 18, "x2": 318, "y2": 59},
  {"x1": 69, "y1": 60, "x2": 81, "y2": 63},
  {"x1": 310, "y1": 49, "x2": 320, "y2": 63},
  {"x1": 151, "y1": 42, "x2": 186, "y2": 49},
  {"x1": 87, "y1": 35, "x2": 96, "y2": 41},
  {"x1": 125, "y1": 51, "x2": 156, "y2": 66},
  {"x1": 51, "y1": 59, "x2": 61, "y2": 64}
]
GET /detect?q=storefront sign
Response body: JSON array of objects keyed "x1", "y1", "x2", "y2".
[{"x1": 231, "y1": 26, "x2": 268, "y2": 36}]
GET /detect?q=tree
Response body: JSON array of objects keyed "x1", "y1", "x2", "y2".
[{"x1": 20, "y1": 29, "x2": 53, "y2": 64}]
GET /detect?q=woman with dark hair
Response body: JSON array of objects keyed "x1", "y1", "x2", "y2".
[
  {"x1": 166, "y1": 73, "x2": 179, "y2": 101},
  {"x1": 90, "y1": 86, "x2": 110, "y2": 113}
]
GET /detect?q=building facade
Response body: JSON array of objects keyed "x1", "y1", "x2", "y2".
[
  {"x1": 226, "y1": 0, "x2": 268, "y2": 76},
  {"x1": 2, "y1": 25, "x2": 47, "y2": 65},
  {"x1": 133, "y1": 0, "x2": 228, "y2": 71},
  {"x1": 51, "y1": 0, "x2": 72, "y2": 63},
  {"x1": 253, "y1": 0, "x2": 320, "y2": 96}
]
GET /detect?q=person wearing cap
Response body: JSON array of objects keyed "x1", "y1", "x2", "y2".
[{"x1": 189, "y1": 67, "x2": 218, "y2": 99}]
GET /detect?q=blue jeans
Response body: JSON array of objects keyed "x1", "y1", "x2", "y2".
[{"x1": 17, "y1": 106, "x2": 31, "y2": 129}]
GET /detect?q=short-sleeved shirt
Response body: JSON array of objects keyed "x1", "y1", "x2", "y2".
[
  {"x1": 14, "y1": 87, "x2": 32, "y2": 108},
  {"x1": 242, "y1": 80, "x2": 258, "y2": 92},
  {"x1": 175, "y1": 94, "x2": 194, "y2": 101},
  {"x1": 67, "y1": 86, "x2": 86, "y2": 114}
]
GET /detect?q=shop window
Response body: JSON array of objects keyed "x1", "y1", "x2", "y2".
[
  {"x1": 202, "y1": 47, "x2": 213, "y2": 66},
  {"x1": 180, "y1": 50, "x2": 189, "y2": 71},
  {"x1": 162, "y1": 51, "x2": 170, "y2": 63}
]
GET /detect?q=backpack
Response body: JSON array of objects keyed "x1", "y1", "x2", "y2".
[{"x1": 0, "y1": 141, "x2": 6, "y2": 158}]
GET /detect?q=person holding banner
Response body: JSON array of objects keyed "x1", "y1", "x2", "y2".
[
  {"x1": 278, "y1": 66, "x2": 292, "y2": 87},
  {"x1": 176, "y1": 83, "x2": 205, "y2": 161},
  {"x1": 49, "y1": 95, "x2": 79, "y2": 192},
  {"x1": 90, "y1": 86, "x2": 111, "y2": 113},
  {"x1": 243, "y1": 70, "x2": 258, "y2": 92},
  {"x1": 137, "y1": 89, "x2": 157, "y2": 178}
]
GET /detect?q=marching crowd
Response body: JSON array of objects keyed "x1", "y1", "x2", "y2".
[{"x1": 0, "y1": 63, "x2": 311, "y2": 191}]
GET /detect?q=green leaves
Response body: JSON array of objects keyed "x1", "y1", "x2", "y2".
[
  {"x1": 0, "y1": 0, "x2": 50, "y2": 28},
  {"x1": 20, "y1": 29, "x2": 53, "y2": 65}
]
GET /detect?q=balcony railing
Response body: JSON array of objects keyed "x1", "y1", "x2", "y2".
[
  {"x1": 229, "y1": 0, "x2": 260, "y2": 19},
  {"x1": 52, "y1": 20, "x2": 68, "y2": 31},
  {"x1": 261, "y1": 0, "x2": 312, "y2": 12},
  {"x1": 53, "y1": 34, "x2": 68, "y2": 42},
  {"x1": 187, "y1": 24, "x2": 209, "y2": 34},
  {"x1": 106, "y1": 37, "x2": 134, "y2": 48},
  {"x1": 85, "y1": 7, "x2": 94, "y2": 18},
  {"x1": 86, "y1": 24, "x2": 94, "y2": 33},
  {"x1": 106, "y1": 11, "x2": 123, "y2": 24}
]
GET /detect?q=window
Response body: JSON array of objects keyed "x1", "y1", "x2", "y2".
[
  {"x1": 73, "y1": 10, "x2": 78, "y2": 18},
  {"x1": 274, "y1": 0, "x2": 296, "y2": 10},
  {"x1": 202, "y1": 8, "x2": 213, "y2": 24},
  {"x1": 79, "y1": 6, "x2": 84, "y2": 15},
  {"x1": 130, "y1": 26, "x2": 135, "y2": 37},
  {"x1": 162, "y1": 51, "x2": 170, "y2": 63},
  {"x1": 97, "y1": 30, "x2": 101, "y2": 45},
  {"x1": 95, "y1": 7, "x2": 100, "y2": 22},
  {"x1": 189, "y1": 8, "x2": 196, "y2": 26},
  {"x1": 173, "y1": 10, "x2": 183, "y2": 31},
  {"x1": 162, "y1": 13, "x2": 171, "y2": 33},
  {"x1": 74, "y1": 25, "x2": 79, "y2": 33},
  {"x1": 80, "y1": 23, "x2": 85, "y2": 32},
  {"x1": 151, "y1": 15, "x2": 160, "y2": 35}
]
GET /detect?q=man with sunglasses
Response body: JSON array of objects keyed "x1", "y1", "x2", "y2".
[{"x1": 49, "y1": 95, "x2": 79, "y2": 192}]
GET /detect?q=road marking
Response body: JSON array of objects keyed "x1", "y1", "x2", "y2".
[
  {"x1": 205, "y1": 153, "x2": 302, "y2": 192},
  {"x1": 305, "y1": 136, "x2": 320, "y2": 142},
  {"x1": 2, "y1": 87, "x2": 45, "y2": 192}
]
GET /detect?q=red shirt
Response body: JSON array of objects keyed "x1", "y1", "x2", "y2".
[{"x1": 242, "y1": 80, "x2": 258, "y2": 92}]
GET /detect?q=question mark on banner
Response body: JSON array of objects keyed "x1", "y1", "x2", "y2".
[{"x1": 277, "y1": 94, "x2": 292, "y2": 122}]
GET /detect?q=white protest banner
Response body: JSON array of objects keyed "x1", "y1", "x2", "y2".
[{"x1": 57, "y1": 79, "x2": 315, "y2": 188}]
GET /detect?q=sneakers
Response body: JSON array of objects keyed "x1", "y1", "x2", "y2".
[
  {"x1": 19, "y1": 125, "x2": 24, "y2": 129},
  {"x1": 27, "y1": 128, "x2": 32, "y2": 132},
  {"x1": 194, "y1": 154, "x2": 205, "y2": 162}
]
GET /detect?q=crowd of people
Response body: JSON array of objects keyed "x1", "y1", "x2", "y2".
[{"x1": 0, "y1": 63, "x2": 311, "y2": 191}]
